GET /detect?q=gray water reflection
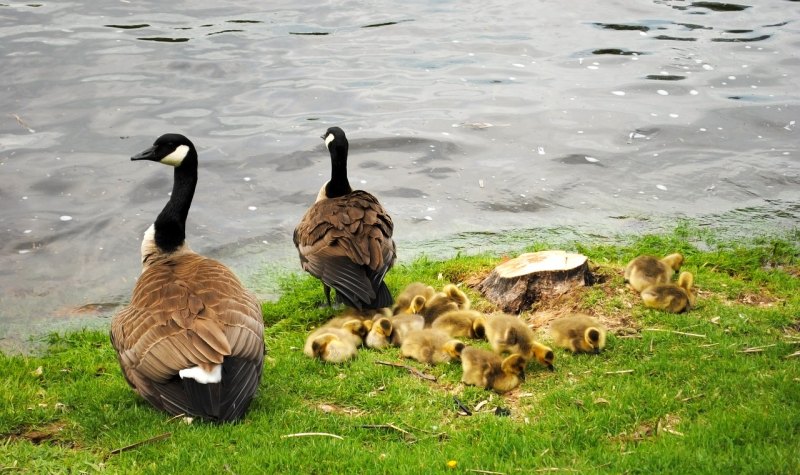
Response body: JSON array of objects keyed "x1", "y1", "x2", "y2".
[{"x1": 0, "y1": 0, "x2": 798, "y2": 352}]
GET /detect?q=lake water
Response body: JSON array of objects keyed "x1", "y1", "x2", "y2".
[{"x1": 1, "y1": 0, "x2": 798, "y2": 352}]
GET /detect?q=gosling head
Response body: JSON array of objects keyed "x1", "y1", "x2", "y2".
[
  {"x1": 502, "y1": 354, "x2": 527, "y2": 381},
  {"x1": 585, "y1": 327, "x2": 605, "y2": 354}
]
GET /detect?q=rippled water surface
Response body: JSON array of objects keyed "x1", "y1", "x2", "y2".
[{"x1": 1, "y1": 1, "x2": 798, "y2": 351}]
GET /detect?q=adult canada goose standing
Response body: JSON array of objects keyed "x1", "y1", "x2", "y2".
[
  {"x1": 110, "y1": 134, "x2": 265, "y2": 423},
  {"x1": 293, "y1": 127, "x2": 396, "y2": 310}
]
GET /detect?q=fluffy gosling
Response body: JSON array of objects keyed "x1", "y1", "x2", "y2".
[
  {"x1": 393, "y1": 282, "x2": 435, "y2": 315},
  {"x1": 641, "y1": 271, "x2": 696, "y2": 313},
  {"x1": 550, "y1": 313, "x2": 606, "y2": 354},
  {"x1": 304, "y1": 322, "x2": 364, "y2": 363},
  {"x1": 461, "y1": 347, "x2": 526, "y2": 393},
  {"x1": 624, "y1": 253, "x2": 684, "y2": 292},
  {"x1": 431, "y1": 309, "x2": 487, "y2": 339},
  {"x1": 485, "y1": 314, "x2": 555, "y2": 370},
  {"x1": 400, "y1": 329, "x2": 465, "y2": 364}
]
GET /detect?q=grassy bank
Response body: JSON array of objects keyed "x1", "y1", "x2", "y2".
[{"x1": 2, "y1": 226, "x2": 799, "y2": 474}]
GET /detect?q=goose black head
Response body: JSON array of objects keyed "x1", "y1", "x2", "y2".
[
  {"x1": 322, "y1": 127, "x2": 349, "y2": 158},
  {"x1": 132, "y1": 133, "x2": 196, "y2": 168}
]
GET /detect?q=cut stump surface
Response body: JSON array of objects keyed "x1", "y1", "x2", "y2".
[{"x1": 477, "y1": 250, "x2": 590, "y2": 313}]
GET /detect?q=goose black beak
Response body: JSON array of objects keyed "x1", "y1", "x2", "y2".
[{"x1": 131, "y1": 145, "x2": 157, "y2": 161}]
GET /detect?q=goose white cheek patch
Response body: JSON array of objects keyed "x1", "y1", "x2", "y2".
[
  {"x1": 324, "y1": 133, "x2": 335, "y2": 149},
  {"x1": 179, "y1": 364, "x2": 222, "y2": 384},
  {"x1": 161, "y1": 144, "x2": 189, "y2": 167}
]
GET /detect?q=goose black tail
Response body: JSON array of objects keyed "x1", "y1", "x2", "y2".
[{"x1": 153, "y1": 356, "x2": 263, "y2": 423}]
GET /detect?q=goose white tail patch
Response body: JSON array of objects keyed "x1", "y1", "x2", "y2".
[
  {"x1": 161, "y1": 144, "x2": 189, "y2": 167},
  {"x1": 324, "y1": 133, "x2": 335, "y2": 149},
  {"x1": 179, "y1": 364, "x2": 222, "y2": 384}
]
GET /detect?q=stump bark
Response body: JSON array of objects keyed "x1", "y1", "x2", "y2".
[{"x1": 477, "y1": 250, "x2": 590, "y2": 313}]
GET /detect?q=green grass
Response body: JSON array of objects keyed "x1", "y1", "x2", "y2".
[{"x1": 2, "y1": 226, "x2": 799, "y2": 474}]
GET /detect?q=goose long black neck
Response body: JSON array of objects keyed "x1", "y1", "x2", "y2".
[
  {"x1": 154, "y1": 157, "x2": 198, "y2": 252},
  {"x1": 325, "y1": 142, "x2": 352, "y2": 199}
]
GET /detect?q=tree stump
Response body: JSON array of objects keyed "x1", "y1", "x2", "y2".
[{"x1": 477, "y1": 250, "x2": 590, "y2": 313}]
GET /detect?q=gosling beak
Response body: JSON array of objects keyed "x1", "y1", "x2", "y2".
[
  {"x1": 547, "y1": 364, "x2": 555, "y2": 372},
  {"x1": 594, "y1": 348, "x2": 601, "y2": 355},
  {"x1": 131, "y1": 145, "x2": 157, "y2": 161}
]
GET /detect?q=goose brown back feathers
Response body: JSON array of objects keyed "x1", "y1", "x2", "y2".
[
  {"x1": 111, "y1": 252, "x2": 264, "y2": 420},
  {"x1": 294, "y1": 188, "x2": 396, "y2": 309}
]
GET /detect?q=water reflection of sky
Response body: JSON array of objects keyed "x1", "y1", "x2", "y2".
[{"x1": 0, "y1": 1, "x2": 797, "y2": 351}]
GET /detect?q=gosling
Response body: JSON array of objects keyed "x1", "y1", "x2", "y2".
[
  {"x1": 461, "y1": 347, "x2": 526, "y2": 393},
  {"x1": 365, "y1": 317, "x2": 393, "y2": 349},
  {"x1": 431, "y1": 309, "x2": 487, "y2": 339},
  {"x1": 484, "y1": 314, "x2": 555, "y2": 370},
  {"x1": 303, "y1": 323, "x2": 363, "y2": 363},
  {"x1": 393, "y1": 282, "x2": 435, "y2": 315},
  {"x1": 624, "y1": 253, "x2": 684, "y2": 292},
  {"x1": 550, "y1": 313, "x2": 606, "y2": 354},
  {"x1": 400, "y1": 329, "x2": 465, "y2": 364},
  {"x1": 386, "y1": 313, "x2": 425, "y2": 346},
  {"x1": 641, "y1": 271, "x2": 696, "y2": 313}
]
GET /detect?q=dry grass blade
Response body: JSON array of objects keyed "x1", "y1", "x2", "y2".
[
  {"x1": 679, "y1": 394, "x2": 705, "y2": 403},
  {"x1": 643, "y1": 328, "x2": 706, "y2": 338},
  {"x1": 467, "y1": 469, "x2": 506, "y2": 475},
  {"x1": 360, "y1": 423, "x2": 416, "y2": 442},
  {"x1": 375, "y1": 360, "x2": 437, "y2": 381},
  {"x1": 281, "y1": 432, "x2": 344, "y2": 440},
  {"x1": 108, "y1": 432, "x2": 171, "y2": 456},
  {"x1": 739, "y1": 344, "x2": 777, "y2": 353},
  {"x1": 785, "y1": 350, "x2": 800, "y2": 359},
  {"x1": 604, "y1": 369, "x2": 634, "y2": 375}
]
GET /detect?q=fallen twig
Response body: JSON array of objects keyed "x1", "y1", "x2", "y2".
[
  {"x1": 375, "y1": 360, "x2": 437, "y2": 381},
  {"x1": 453, "y1": 396, "x2": 472, "y2": 416},
  {"x1": 281, "y1": 432, "x2": 343, "y2": 440},
  {"x1": 109, "y1": 432, "x2": 171, "y2": 456},
  {"x1": 604, "y1": 370, "x2": 634, "y2": 375},
  {"x1": 360, "y1": 424, "x2": 416, "y2": 442},
  {"x1": 643, "y1": 328, "x2": 706, "y2": 338}
]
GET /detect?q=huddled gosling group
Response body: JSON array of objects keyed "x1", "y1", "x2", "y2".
[
  {"x1": 624, "y1": 252, "x2": 697, "y2": 313},
  {"x1": 304, "y1": 282, "x2": 611, "y2": 394}
]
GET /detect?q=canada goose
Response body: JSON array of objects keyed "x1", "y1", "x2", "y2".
[
  {"x1": 550, "y1": 313, "x2": 606, "y2": 354},
  {"x1": 393, "y1": 282, "x2": 435, "y2": 315},
  {"x1": 641, "y1": 271, "x2": 696, "y2": 313},
  {"x1": 387, "y1": 313, "x2": 425, "y2": 346},
  {"x1": 110, "y1": 134, "x2": 265, "y2": 423},
  {"x1": 400, "y1": 329, "x2": 465, "y2": 364},
  {"x1": 293, "y1": 127, "x2": 396, "y2": 310},
  {"x1": 303, "y1": 324, "x2": 362, "y2": 363},
  {"x1": 460, "y1": 347, "x2": 526, "y2": 393},
  {"x1": 365, "y1": 317, "x2": 393, "y2": 349},
  {"x1": 431, "y1": 310, "x2": 487, "y2": 339},
  {"x1": 624, "y1": 253, "x2": 684, "y2": 292},
  {"x1": 484, "y1": 314, "x2": 555, "y2": 370}
]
